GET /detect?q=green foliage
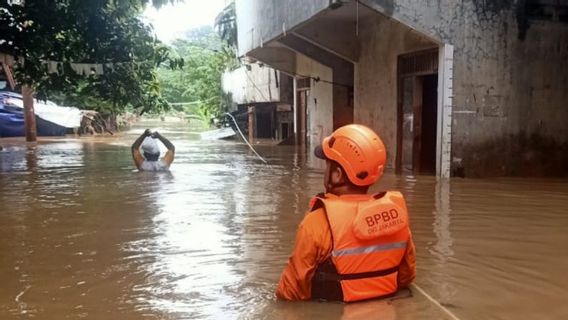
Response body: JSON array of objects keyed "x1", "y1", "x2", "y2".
[
  {"x1": 0, "y1": 0, "x2": 183, "y2": 114},
  {"x1": 157, "y1": 26, "x2": 237, "y2": 122}
]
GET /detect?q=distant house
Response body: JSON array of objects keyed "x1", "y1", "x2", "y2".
[
  {"x1": 223, "y1": 63, "x2": 295, "y2": 143},
  {"x1": 234, "y1": 0, "x2": 568, "y2": 177}
]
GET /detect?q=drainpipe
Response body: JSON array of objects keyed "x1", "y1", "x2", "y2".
[{"x1": 293, "y1": 77, "x2": 298, "y2": 144}]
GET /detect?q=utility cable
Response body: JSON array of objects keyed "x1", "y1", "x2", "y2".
[
  {"x1": 244, "y1": 62, "x2": 352, "y2": 89},
  {"x1": 244, "y1": 68, "x2": 271, "y2": 102},
  {"x1": 224, "y1": 112, "x2": 268, "y2": 164},
  {"x1": 410, "y1": 284, "x2": 461, "y2": 320},
  {"x1": 269, "y1": 66, "x2": 352, "y2": 88}
]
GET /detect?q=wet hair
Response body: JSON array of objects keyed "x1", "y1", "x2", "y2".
[
  {"x1": 329, "y1": 160, "x2": 369, "y2": 193},
  {"x1": 144, "y1": 152, "x2": 160, "y2": 162}
]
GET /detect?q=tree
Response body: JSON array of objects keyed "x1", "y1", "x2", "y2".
[
  {"x1": 157, "y1": 26, "x2": 236, "y2": 122},
  {"x1": 214, "y1": 1, "x2": 237, "y2": 51},
  {"x1": 0, "y1": 0, "x2": 182, "y2": 139}
]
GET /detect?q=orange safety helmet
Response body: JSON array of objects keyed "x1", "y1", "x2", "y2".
[{"x1": 314, "y1": 124, "x2": 386, "y2": 186}]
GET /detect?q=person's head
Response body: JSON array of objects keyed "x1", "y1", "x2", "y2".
[
  {"x1": 314, "y1": 124, "x2": 386, "y2": 195},
  {"x1": 141, "y1": 137, "x2": 160, "y2": 162}
]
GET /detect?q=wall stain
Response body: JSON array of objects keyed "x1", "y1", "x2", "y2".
[{"x1": 454, "y1": 132, "x2": 568, "y2": 177}]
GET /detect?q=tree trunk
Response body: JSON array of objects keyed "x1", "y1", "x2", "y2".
[{"x1": 22, "y1": 85, "x2": 37, "y2": 142}]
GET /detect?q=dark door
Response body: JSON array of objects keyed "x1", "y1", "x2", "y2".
[
  {"x1": 399, "y1": 74, "x2": 438, "y2": 175},
  {"x1": 396, "y1": 48, "x2": 439, "y2": 175},
  {"x1": 419, "y1": 75, "x2": 438, "y2": 174},
  {"x1": 256, "y1": 111, "x2": 273, "y2": 139},
  {"x1": 281, "y1": 123, "x2": 289, "y2": 140}
]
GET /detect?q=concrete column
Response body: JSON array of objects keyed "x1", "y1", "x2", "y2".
[
  {"x1": 22, "y1": 85, "x2": 37, "y2": 142},
  {"x1": 295, "y1": 91, "x2": 307, "y2": 146},
  {"x1": 248, "y1": 106, "x2": 255, "y2": 143},
  {"x1": 299, "y1": 92, "x2": 306, "y2": 146},
  {"x1": 293, "y1": 78, "x2": 298, "y2": 136},
  {"x1": 437, "y1": 44, "x2": 454, "y2": 178}
]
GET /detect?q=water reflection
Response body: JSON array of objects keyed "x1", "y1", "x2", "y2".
[
  {"x1": 1, "y1": 123, "x2": 568, "y2": 319},
  {"x1": 430, "y1": 179, "x2": 457, "y2": 305}
]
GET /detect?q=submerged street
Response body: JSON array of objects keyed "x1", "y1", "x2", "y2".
[{"x1": 1, "y1": 122, "x2": 567, "y2": 319}]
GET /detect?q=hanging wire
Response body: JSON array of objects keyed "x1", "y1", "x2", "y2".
[
  {"x1": 244, "y1": 68, "x2": 271, "y2": 101},
  {"x1": 224, "y1": 112, "x2": 269, "y2": 164}
]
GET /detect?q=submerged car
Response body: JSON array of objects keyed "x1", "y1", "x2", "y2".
[{"x1": 0, "y1": 91, "x2": 82, "y2": 137}]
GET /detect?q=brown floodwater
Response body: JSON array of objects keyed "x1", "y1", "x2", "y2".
[{"x1": 1, "y1": 121, "x2": 567, "y2": 320}]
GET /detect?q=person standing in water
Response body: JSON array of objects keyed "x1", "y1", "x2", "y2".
[
  {"x1": 276, "y1": 124, "x2": 416, "y2": 302},
  {"x1": 131, "y1": 129, "x2": 175, "y2": 171}
]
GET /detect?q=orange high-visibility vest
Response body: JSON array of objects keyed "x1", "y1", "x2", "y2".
[{"x1": 310, "y1": 191, "x2": 410, "y2": 302}]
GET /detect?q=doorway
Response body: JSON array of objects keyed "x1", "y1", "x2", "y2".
[
  {"x1": 397, "y1": 49, "x2": 439, "y2": 175},
  {"x1": 281, "y1": 123, "x2": 289, "y2": 140},
  {"x1": 418, "y1": 74, "x2": 438, "y2": 174},
  {"x1": 255, "y1": 109, "x2": 273, "y2": 139}
]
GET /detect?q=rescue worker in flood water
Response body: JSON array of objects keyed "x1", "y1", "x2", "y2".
[
  {"x1": 276, "y1": 124, "x2": 416, "y2": 302},
  {"x1": 131, "y1": 129, "x2": 175, "y2": 171}
]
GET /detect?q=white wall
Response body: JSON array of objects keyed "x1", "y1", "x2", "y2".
[
  {"x1": 222, "y1": 64, "x2": 280, "y2": 104},
  {"x1": 296, "y1": 54, "x2": 333, "y2": 149},
  {"x1": 355, "y1": 17, "x2": 435, "y2": 169}
]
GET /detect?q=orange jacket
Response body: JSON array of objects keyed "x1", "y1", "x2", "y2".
[{"x1": 276, "y1": 192, "x2": 416, "y2": 301}]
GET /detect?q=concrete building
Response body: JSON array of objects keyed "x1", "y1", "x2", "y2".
[
  {"x1": 235, "y1": 0, "x2": 568, "y2": 177},
  {"x1": 223, "y1": 63, "x2": 295, "y2": 142}
]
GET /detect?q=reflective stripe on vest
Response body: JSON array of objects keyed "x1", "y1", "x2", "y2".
[
  {"x1": 332, "y1": 241, "x2": 407, "y2": 257},
  {"x1": 315, "y1": 191, "x2": 410, "y2": 302}
]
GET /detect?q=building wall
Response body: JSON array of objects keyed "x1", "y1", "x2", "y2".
[
  {"x1": 355, "y1": 17, "x2": 435, "y2": 169},
  {"x1": 238, "y1": 0, "x2": 568, "y2": 176},
  {"x1": 358, "y1": 0, "x2": 568, "y2": 176},
  {"x1": 222, "y1": 64, "x2": 280, "y2": 104},
  {"x1": 296, "y1": 54, "x2": 334, "y2": 148},
  {"x1": 236, "y1": 0, "x2": 329, "y2": 56},
  {"x1": 452, "y1": 21, "x2": 568, "y2": 176}
]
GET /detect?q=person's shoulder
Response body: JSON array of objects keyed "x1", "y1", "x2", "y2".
[
  {"x1": 387, "y1": 190, "x2": 404, "y2": 197},
  {"x1": 373, "y1": 190, "x2": 406, "y2": 202},
  {"x1": 158, "y1": 160, "x2": 171, "y2": 170},
  {"x1": 299, "y1": 207, "x2": 332, "y2": 246},
  {"x1": 300, "y1": 207, "x2": 327, "y2": 230},
  {"x1": 138, "y1": 160, "x2": 169, "y2": 172},
  {"x1": 383, "y1": 190, "x2": 405, "y2": 204},
  {"x1": 138, "y1": 160, "x2": 150, "y2": 171}
]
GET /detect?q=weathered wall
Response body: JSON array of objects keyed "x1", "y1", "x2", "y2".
[
  {"x1": 354, "y1": 16, "x2": 435, "y2": 169},
  {"x1": 296, "y1": 54, "x2": 334, "y2": 148},
  {"x1": 278, "y1": 34, "x2": 354, "y2": 131},
  {"x1": 279, "y1": 73, "x2": 294, "y2": 105},
  {"x1": 236, "y1": 0, "x2": 329, "y2": 56},
  {"x1": 358, "y1": 0, "x2": 568, "y2": 176},
  {"x1": 453, "y1": 21, "x2": 568, "y2": 177},
  {"x1": 238, "y1": 0, "x2": 568, "y2": 176},
  {"x1": 222, "y1": 64, "x2": 281, "y2": 104},
  {"x1": 295, "y1": 18, "x2": 361, "y2": 62}
]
